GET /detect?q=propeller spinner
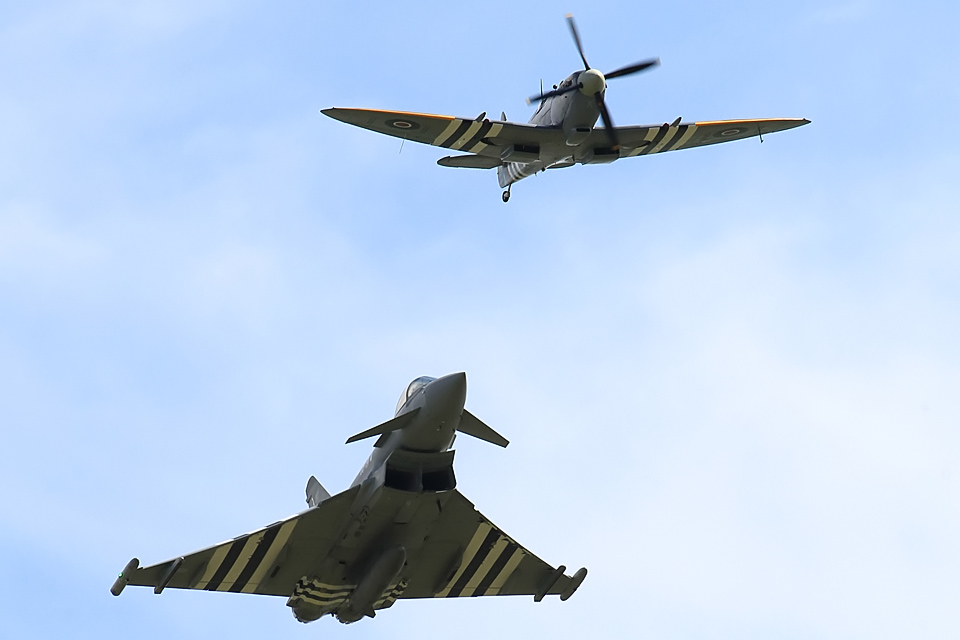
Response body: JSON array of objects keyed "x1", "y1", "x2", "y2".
[{"x1": 526, "y1": 14, "x2": 660, "y2": 150}]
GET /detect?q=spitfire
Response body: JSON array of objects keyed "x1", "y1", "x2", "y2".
[
  {"x1": 322, "y1": 14, "x2": 809, "y2": 202},
  {"x1": 111, "y1": 373, "x2": 586, "y2": 625}
]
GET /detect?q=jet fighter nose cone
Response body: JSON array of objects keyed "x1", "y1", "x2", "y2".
[
  {"x1": 427, "y1": 372, "x2": 467, "y2": 410},
  {"x1": 578, "y1": 68, "x2": 605, "y2": 96},
  {"x1": 397, "y1": 372, "x2": 467, "y2": 452}
]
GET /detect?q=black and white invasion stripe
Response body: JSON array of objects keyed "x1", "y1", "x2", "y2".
[
  {"x1": 629, "y1": 124, "x2": 698, "y2": 157},
  {"x1": 374, "y1": 578, "x2": 408, "y2": 609},
  {"x1": 291, "y1": 578, "x2": 354, "y2": 608},
  {"x1": 289, "y1": 577, "x2": 407, "y2": 611},
  {"x1": 497, "y1": 162, "x2": 539, "y2": 188},
  {"x1": 435, "y1": 523, "x2": 525, "y2": 598},
  {"x1": 432, "y1": 119, "x2": 504, "y2": 152},
  {"x1": 194, "y1": 517, "x2": 298, "y2": 593}
]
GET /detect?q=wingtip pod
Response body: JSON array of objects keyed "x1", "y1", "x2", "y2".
[
  {"x1": 534, "y1": 565, "x2": 587, "y2": 602},
  {"x1": 110, "y1": 558, "x2": 140, "y2": 596},
  {"x1": 560, "y1": 567, "x2": 588, "y2": 601}
]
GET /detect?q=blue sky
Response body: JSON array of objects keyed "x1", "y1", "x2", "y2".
[{"x1": 2, "y1": 1, "x2": 959, "y2": 638}]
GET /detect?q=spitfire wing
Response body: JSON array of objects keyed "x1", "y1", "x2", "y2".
[
  {"x1": 321, "y1": 107, "x2": 565, "y2": 160},
  {"x1": 125, "y1": 485, "x2": 361, "y2": 597},
  {"x1": 400, "y1": 490, "x2": 585, "y2": 600},
  {"x1": 611, "y1": 117, "x2": 810, "y2": 158}
]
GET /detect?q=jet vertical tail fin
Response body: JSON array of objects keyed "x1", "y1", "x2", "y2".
[{"x1": 306, "y1": 475, "x2": 331, "y2": 508}]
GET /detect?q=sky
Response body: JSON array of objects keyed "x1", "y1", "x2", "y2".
[{"x1": 2, "y1": 1, "x2": 959, "y2": 638}]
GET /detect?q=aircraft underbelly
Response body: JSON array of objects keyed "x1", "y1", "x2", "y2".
[{"x1": 287, "y1": 486, "x2": 454, "y2": 621}]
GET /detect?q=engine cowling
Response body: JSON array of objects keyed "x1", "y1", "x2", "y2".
[{"x1": 577, "y1": 68, "x2": 605, "y2": 96}]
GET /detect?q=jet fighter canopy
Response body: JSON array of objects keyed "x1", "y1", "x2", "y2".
[{"x1": 396, "y1": 376, "x2": 435, "y2": 413}]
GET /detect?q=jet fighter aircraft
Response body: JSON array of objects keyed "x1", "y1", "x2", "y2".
[
  {"x1": 322, "y1": 14, "x2": 809, "y2": 202},
  {"x1": 111, "y1": 373, "x2": 586, "y2": 626}
]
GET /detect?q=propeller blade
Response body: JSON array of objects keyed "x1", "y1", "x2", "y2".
[
  {"x1": 604, "y1": 58, "x2": 660, "y2": 80},
  {"x1": 565, "y1": 13, "x2": 591, "y2": 70},
  {"x1": 526, "y1": 82, "x2": 581, "y2": 105},
  {"x1": 596, "y1": 93, "x2": 620, "y2": 150}
]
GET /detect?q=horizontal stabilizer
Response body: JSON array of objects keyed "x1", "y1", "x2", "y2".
[
  {"x1": 346, "y1": 408, "x2": 421, "y2": 444},
  {"x1": 306, "y1": 475, "x2": 331, "y2": 508},
  {"x1": 457, "y1": 410, "x2": 509, "y2": 448},
  {"x1": 437, "y1": 155, "x2": 501, "y2": 169}
]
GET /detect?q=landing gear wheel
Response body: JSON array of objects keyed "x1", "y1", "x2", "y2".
[{"x1": 502, "y1": 188, "x2": 511, "y2": 203}]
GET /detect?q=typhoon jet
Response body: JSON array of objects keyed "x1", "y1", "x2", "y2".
[
  {"x1": 321, "y1": 14, "x2": 810, "y2": 202},
  {"x1": 111, "y1": 373, "x2": 586, "y2": 625},
  {"x1": 322, "y1": 14, "x2": 809, "y2": 202}
]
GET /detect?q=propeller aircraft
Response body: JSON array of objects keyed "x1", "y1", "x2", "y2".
[
  {"x1": 110, "y1": 373, "x2": 586, "y2": 626},
  {"x1": 322, "y1": 14, "x2": 809, "y2": 202}
]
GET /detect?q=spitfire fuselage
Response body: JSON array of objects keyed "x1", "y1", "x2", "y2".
[
  {"x1": 529, "y1": 72, "x2": 604, "y2": 137},
  {"x1": 497, "y1": 70, "x2": 614, "y2": 189}
]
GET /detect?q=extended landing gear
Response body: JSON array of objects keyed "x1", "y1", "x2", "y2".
[{"x1": 501, "y1": 186, "x2": 511, "y2": 203}]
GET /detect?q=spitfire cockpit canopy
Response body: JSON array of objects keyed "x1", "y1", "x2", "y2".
[{"x1": 396, "y1": 376, "x2": 435, "y2": 413}]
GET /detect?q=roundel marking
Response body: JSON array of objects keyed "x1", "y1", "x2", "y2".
[
  {"x1": 720, "y1": 127, "x2": 744, "y2": 137},
  {"x1": 386, "y1": 119, "x2": 420, "y2": 130}
]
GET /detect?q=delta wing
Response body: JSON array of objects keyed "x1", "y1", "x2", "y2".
[
  {"x1": 399, "y1": 490, "x2": 586, "y2": 601},
  {"x1": 124, "y1": 485, "x2": 361, "y2": 597}
]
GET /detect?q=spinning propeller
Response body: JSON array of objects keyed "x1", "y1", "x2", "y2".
[{"x1": 526, "y1": 14, "x2": 659, "y2": 150}]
